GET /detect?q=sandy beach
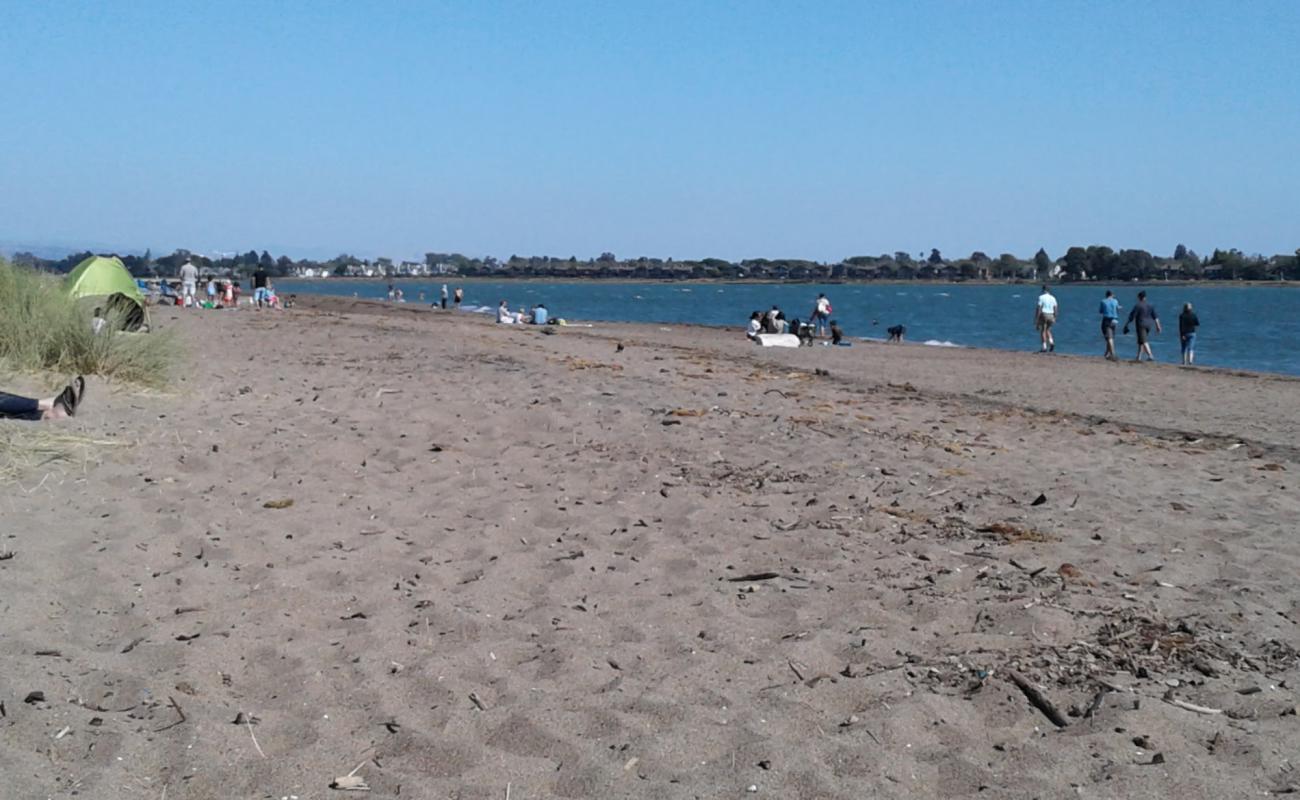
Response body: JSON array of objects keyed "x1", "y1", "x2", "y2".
[{"x1": 3, "y1": 296, "x2": 1299, "y2": 799}]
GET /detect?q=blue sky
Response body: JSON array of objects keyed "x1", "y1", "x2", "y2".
[{"x1": 1, "y1": 0, "x2": 1297, "y2": 261}]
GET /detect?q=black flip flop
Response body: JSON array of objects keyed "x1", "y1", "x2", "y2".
[
  {"x1": 55, "y1": 388, "x2": 75, "y2": 417},
  {"x1": 56, "y1": 377, "x2": 85, "y2": 417}
]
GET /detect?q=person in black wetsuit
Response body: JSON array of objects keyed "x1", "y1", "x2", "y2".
[
  {"x1": 1179, "y1": 303, "x2": 1200, "y2": 365},
  {"x1": 1123, "y1": 291, "x2": 1162, "y2": 362}
]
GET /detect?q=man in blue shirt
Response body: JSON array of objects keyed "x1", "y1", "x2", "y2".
[{"x1": 1098, "y1": 290, "x2": 1121, "y2": 361}]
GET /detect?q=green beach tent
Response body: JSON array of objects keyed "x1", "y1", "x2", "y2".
[{"x1": 64, "y1": 255, "x2": 148, "y2": 331}]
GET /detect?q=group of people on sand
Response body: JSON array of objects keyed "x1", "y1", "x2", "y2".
[
  {"x1": 1035, "y1": 285, "x2": 1201, "y2": 364},
  {"x1": 174, "y1": 260, "x2": 285, "y2": 309},
  {"x1": 746, "y1": 293, "x2": 847, "y2": 346},
  {"x1": 497, "y1": 300, "x2": 551, "y2": 325}
]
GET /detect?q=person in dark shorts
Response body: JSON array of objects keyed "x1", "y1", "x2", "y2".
[
  {"x1": 453, "y1": 287, "x2": 463, "y2": 308},
  {"x1": 1098, "y1": 290, "x2": 1121, "y2": 361},
  {"x1": 1179, "y1": 302, "x2": 1200, "y2": 365},
  {"x1": 252, "y1": 266, "x2": 270, "y2": 308},
  {"x1": 1034, "y1": 285, "x2": 1058, "y2": 352},
  {"x1": 1123, "y1": 291, "x2": 1162, "y2": 362}
]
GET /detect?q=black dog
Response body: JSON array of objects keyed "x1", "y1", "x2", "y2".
[{"x1": 887, "y1": 325, "x2": 906, "y2": 343}]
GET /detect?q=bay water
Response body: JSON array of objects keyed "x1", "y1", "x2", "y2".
[{"x1": 277, "y1": 279, "x2": 1300, "y2": 377}]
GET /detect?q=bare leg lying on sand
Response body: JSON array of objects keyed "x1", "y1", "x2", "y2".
[{"x1": 0, "y1": 377, "x2": 84, "y2": 420}]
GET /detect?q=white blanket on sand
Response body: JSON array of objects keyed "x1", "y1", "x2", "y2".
[{"x1": 755, "y1": 333, "x2": 800, "y2": 348}]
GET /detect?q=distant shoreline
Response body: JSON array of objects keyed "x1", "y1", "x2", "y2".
[{"x1": 280, "y1": 276, "x2": 1300, "y2": 288}]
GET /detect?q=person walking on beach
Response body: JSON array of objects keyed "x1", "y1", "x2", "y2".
[
  {"x1": 1098, "y1": 290, "x2": 1121, "y2": 361},
  {"x1": 440, "y1": 284, "x2": 449, "y2": 310},
  {"x1": 453, "y1": 287, "x2": 463, "y2": 309},
  {"x1": 1123, "y1": 291, "x2": 1161, "y2": 362},
  {"x1": 813, "y1": 293, "x2": 832, "y2": 338},
  {"x1": 1179, "y1": 302, "x2": 1200, "y2": 365},
  {"x1": 252, "y1": 265, "x2": 270, "y2": 308},
  {"x1": 179, "y1": 259, "x2": 198, "y2": 308},
  {"x1": 1035, "y1": 285, "x2": 1058, "y2": 352}
]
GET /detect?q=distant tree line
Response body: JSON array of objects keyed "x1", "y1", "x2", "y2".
[{"x1": 10, "y1": 243, "x2": 1300, "y2": 282}]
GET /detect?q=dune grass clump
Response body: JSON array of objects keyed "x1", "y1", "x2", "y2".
[
  {"x1": 0, "y1": 425, "x2": 125, "y2": 483},
  {"x1": 0, "y1": 258, "x2": 178, "y2": 388}
]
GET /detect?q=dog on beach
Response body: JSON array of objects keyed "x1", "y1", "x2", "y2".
[{"x1": 887, "y1": 325, "x2": 906, "y2": 343}]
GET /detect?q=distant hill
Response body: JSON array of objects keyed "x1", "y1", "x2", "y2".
[{"x1": 0, "y1": 240, "x2": 145, "y2": 260}]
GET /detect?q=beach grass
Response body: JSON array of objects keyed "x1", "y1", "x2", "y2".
[
  {"x1": 0, "y1": 425, "x2": 127, "y2": 483},
  {"x1": 0, "y1": 258, "x2": 179, "y2": 388}
]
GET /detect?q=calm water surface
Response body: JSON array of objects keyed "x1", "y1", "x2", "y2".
[{"x1": 278, "y1": 279, "x2": 1300, "y2": 377}]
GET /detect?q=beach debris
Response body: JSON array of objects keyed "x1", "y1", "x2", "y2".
[
  {"x1": 469, "y1": 692, "x2": 487, "y2": 711},
  {"x1": 232, "y1": 711, "x2": 260, "y2": 725},
  {"x1": 979, "y1": 521, "x2": 1053, "y2": 542},
  {"x1": 727, "y1": 572, "x2": 780, "y2": 582},
  {"x1": 53, "y1": 725, "x2": 71, "y2": 739},
  {"x1": 615, "y1": 342, "x2": 624, "y2": 352},
  {"x1": 1031, "y1": 493, "x2": 1048, "y2": 506},
  {"x1": 154, "y1": 696, "x2": 186, "y2": 732},
  {"x1": 23, "y1": 691, "x2": 44, "y2": 704},
  {"x1": 1164, "y1": 696, "x2": 1222, "y2": 715},
  {"x1": 330, "y1": 761, "x2": 371, "y2": 792},
  {"x1": 263, "y1": 498, "x2": 294, "y2": 509},
  {"x1": 1057, "y1": 563, "x2": 1091, "y2": 584},
  {"x1": 239, "y1": 709, "x2": 267, "y2": 758},
  {"x1": 0, "y1": 550, "x2": 14, "y2": 561},
  {"x1": 1006, "y1": 670, "x2": 1069, "y2": 728}
]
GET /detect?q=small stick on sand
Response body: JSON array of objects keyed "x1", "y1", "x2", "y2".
[
  {"x1": 1164, "y1": 697, "x2": 1223, "y2": 715},
  {"x1": 242, "y1": 710, "x2": 266, "y2": 758},
  {"x1": 1006, "y1": 670, "x2": 1069, "y2": 728},
  {"x1": 154, "y1": 695, "x2": 187, "y2": 732}
]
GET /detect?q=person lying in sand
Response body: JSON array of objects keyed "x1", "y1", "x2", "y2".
[{"x1": 0, "y1": 377, "x2": 85, "y2": 421}]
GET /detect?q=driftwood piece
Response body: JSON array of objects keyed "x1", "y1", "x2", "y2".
[{"x1": 1006, "y1": 670, "x2": 1069, "y2": 728}]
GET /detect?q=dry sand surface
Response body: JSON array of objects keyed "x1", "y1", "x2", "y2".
[{"x1": 3, "y1": 296, "x2": 1300, "y2": 799}]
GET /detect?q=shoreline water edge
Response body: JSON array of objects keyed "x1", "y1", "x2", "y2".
[{"x1": 277, "y1": 279, "x2": 1300, "y2": 377}]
